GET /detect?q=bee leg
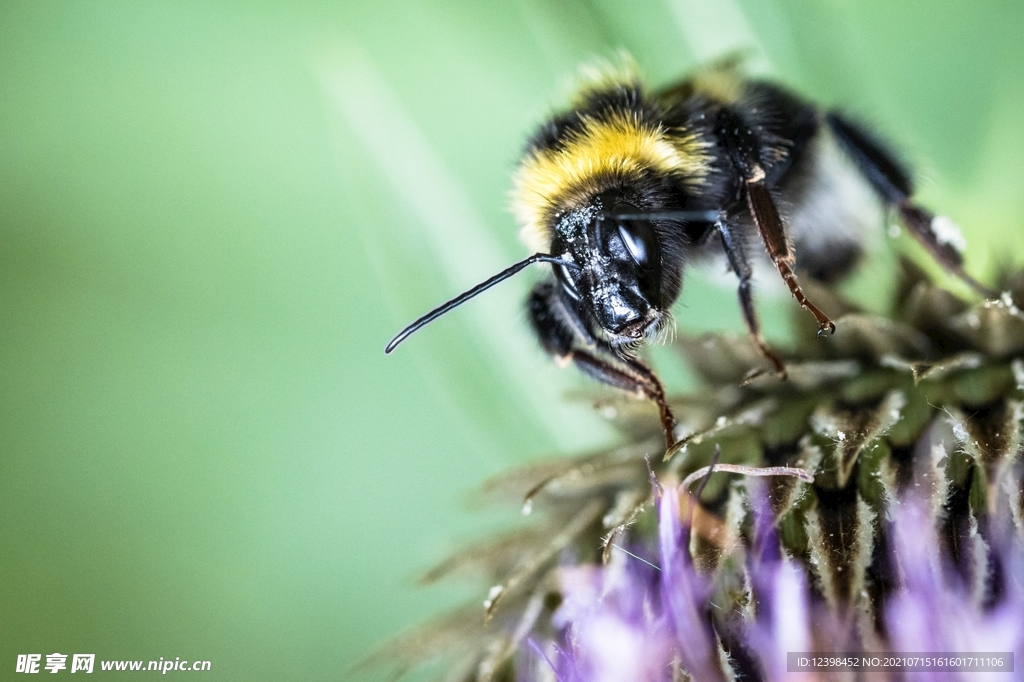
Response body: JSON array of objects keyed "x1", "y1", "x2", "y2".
[
  {"x1": 616, "y1": 353, "x2": 676, "y2": 449},
  {"x1": 573, "y1": 350, "x2": 676, "y2": 450},
  {"x1": 716, "y1": 221, "x2": 787, "y2": 377},
  {"x1": 744, "y1": 173, "x2": 837, "y2": 337},
  {"x1": 527, "y1": 280, "x2": 676, "y2": 448},
  {"x1": 716, "y1": 107, "x2": 835, "y2": 336},
  {"x1": 825, "y1": 112, "x2": 995, "y2": 298}
]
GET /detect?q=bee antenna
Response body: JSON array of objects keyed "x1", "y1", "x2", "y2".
[
  {"x1": 605, "y1": 209, "x2": 721, "y2": 222},
  {"x1": 384, "y1": 253, "x2": 578, "y2": 354}
]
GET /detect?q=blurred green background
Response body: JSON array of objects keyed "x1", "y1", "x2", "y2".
[{"x1": 2, "y1": 1, "x2": 1023, "y2": 679}]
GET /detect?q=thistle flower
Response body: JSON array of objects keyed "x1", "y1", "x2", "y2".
[{"x1": 369, "y1": 260, "x2": 1024, "y2": 681}]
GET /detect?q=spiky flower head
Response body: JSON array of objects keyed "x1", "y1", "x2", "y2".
[{"x1": 371, "y1": 260, "x2": 1024, "y2": 681}]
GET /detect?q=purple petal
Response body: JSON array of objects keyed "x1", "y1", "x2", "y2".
[{"x1": 658, "y1": 486, "x2": 724, "y2": 681}]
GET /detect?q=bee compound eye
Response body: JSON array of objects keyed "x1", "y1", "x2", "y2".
[{"x1": 616, "y1": 218, "x2": 660, "y2": 271}]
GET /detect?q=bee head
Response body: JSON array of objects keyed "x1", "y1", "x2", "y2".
[
  {"x1": 550, "y1": 192, "x2": 668, "y2": 343},
  {"x1": 383, "y1": 192, "x2": 713, "y2": 356}
]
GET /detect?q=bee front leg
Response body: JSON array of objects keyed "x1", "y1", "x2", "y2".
[
  {"x1": 528, "y1": 280, "x2": 677, "y2": 448},
  {"x1": 716, "y1": 221, "x2": 787, "y2": 377},
  {"x1": 572, "y1": 350, "x2": 676, "y2": 450}
]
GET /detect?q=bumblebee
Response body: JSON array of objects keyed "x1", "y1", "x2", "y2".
[{"x1": 385, "y1": 59, "x2": 991, "y2": 448}]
